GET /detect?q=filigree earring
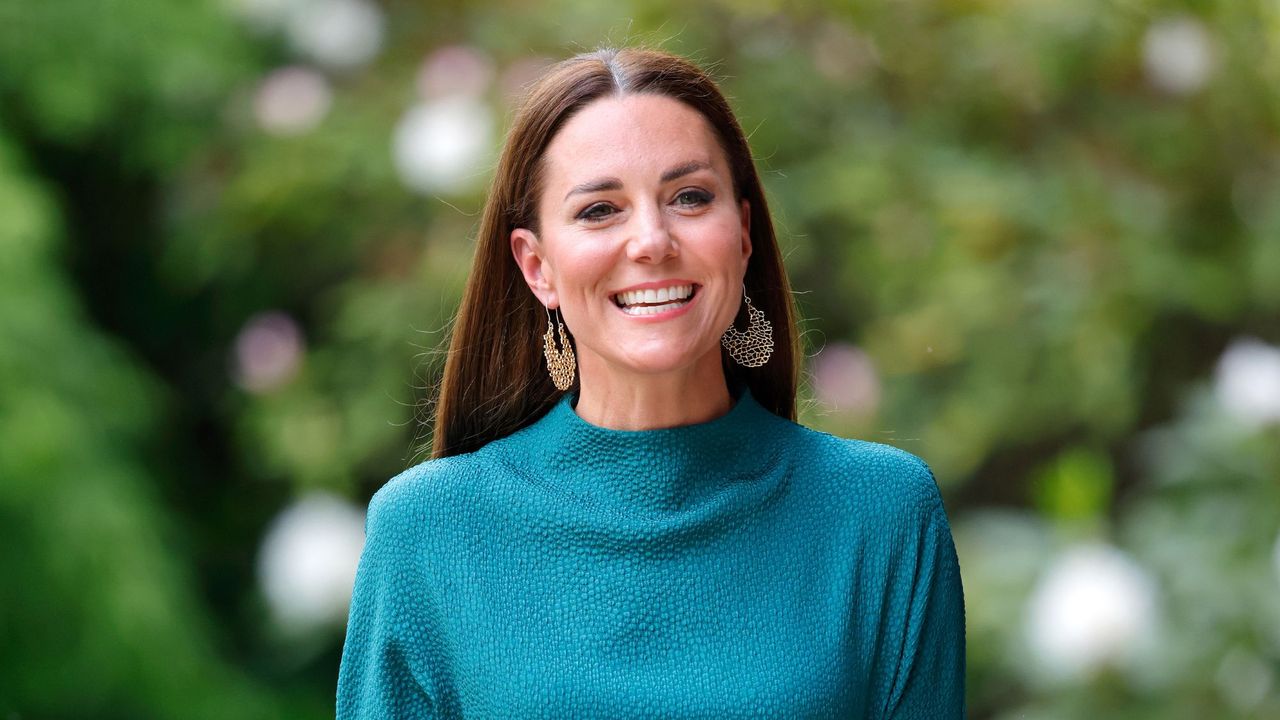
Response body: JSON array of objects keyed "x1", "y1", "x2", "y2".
[
  {"x1": 542, "y1": 306, "x2": 576, "y2": 390},
  {"x1": 721, "y1": 284, "x2": 774, "y2": 368}
]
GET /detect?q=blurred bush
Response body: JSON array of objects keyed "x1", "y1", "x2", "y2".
[{"x1": 1, "y1": 0, "x2": 1277, "y2": 717}]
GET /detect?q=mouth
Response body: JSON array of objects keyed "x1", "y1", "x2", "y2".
[{"x1": 610, "y1": 283, "x2": 700, "y2": 316}]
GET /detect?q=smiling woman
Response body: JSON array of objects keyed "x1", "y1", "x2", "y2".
[
  {"x1": 429, "y1": 48, "x2": 801, "y2": 454},
  {"x1": 510, "y1": 92, "x2": 754, "y2": 429},
  {"x1": 337, "y1": 47, "x2": 966, "y2": 719}
]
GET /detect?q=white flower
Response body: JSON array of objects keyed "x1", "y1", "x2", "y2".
[
  {"x1": 258, "y1": 492, "x2": 366, "y2": 632},
  {"x1": 254, "y1": 66, "x2": 332, "y2": 135},
  {"x1": 811, "y1": 342, "x2": 880, "y2": 416},
  {"x1": 233, "y1": 311, "x2": 304, "y2": 394},
  {"x1": 392, "y1": 96, "x2": 493, "y2": 195},
  {"x1": 1214, "y1": 337, "x2": 1280, "y2": 427},
  {"x1": 285, "y1": 0, "x2": 384, "y2": 70},
  {"x1": 1025, "y1": 543, "x2": 1158, "y2": 681},
  {"x1": 1142, "y1": 15, "x2": 1215, "y2": 96}
]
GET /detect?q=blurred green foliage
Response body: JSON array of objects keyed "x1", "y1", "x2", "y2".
[{"x1": 1, "y1": 0, "x2": 1277, "y2": 717}]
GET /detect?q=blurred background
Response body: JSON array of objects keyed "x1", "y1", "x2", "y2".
[{"x1": 1, "y1": 0, "x2": 1278, "y2": 717}]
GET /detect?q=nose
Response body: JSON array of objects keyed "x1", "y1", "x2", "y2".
[{"x1": 625, "y1": 202, "x2": 678, "y2": 263}]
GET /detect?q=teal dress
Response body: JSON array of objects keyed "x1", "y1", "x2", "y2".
[{"x1": 337, "y1": 385, "x2": 966, "y2": 718}]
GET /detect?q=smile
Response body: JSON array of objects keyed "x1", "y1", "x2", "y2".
[{"x1": 610, "y1": 283, "x2": 699, "y2": 316}]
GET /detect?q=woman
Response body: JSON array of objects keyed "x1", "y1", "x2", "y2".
[{"x1": 338, "y1": 47, "x2": 965, "y2": 718}]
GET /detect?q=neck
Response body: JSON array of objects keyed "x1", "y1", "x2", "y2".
[
  {"x1": 573, "y1": 349, "x2": 733, "y2": 430},
  {"x1": 492, "y1": 380, "x2": 788, "y2": 518}
]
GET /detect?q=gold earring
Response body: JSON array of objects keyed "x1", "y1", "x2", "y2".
[
  {"x1": 543, "y1": 306, "x2": 576, "y2": 390},
  {"x1": 721, "y1": 285, "x2": 773, "y2": 367}
]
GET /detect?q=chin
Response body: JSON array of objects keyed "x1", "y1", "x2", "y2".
[
  {"x1": 609, "y1": 353, "x2": 692, "y2": 375},
  {"x1": 611, "y1": 342, "x2": 722, "y2": 378}
]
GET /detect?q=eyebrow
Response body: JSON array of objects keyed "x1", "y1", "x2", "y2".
[{"x1": 562, "y1": 160, "x2": 713, "y2": 202}]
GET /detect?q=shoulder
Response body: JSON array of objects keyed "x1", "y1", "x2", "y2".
[
  {"x1": 787, "y1": 423, "x2": 936, "y2": 487},
  {"x1": 364, "y1": 451, "x2": 494, "y2": 539},
  {"x1": 785, "y1": 423, "x2": 944, "y2": 518}
]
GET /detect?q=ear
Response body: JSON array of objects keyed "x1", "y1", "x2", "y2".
[
  {"x1": 738, "y1": 199, "x2": 752, "y2": 272},
  {"x1": 510, "y1": 227, "x2": 558, "y2": 309}
]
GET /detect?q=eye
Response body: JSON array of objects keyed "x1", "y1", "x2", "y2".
[
  {"x1": 576, "y1": 202, "x2": 617, "y2": 223},
  {"x1": 673, "y1": 189, "x2": 714, "y2": 208}
]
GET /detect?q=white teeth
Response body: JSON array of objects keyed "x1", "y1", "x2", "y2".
[
  {"x1": 614, "y1": 284, "x2": 693, "y2": 307},
  {"x1": 620, "y1": 299, "x2": 688, "y2": 316}
]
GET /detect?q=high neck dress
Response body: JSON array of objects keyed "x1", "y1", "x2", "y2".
[{"x1": 337, "y1": 386, "x2": 965, "y2": 719}]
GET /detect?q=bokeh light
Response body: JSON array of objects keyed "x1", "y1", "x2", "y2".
[
  {"x1": 284, "y1": 0, "x2": 384, "y2": 70},
  {"x1": 810, "y1": 342, "x2": 881, "y2": 417},
  {"x1": 257, "y1": 492, "x2": 366, "y2": 634},
  {"x1": 254, "y1": 65, "x2": 332, "y2": 135},
  {"x1": 392, "y1": 96, "x2": 494, "y2": 195},
  {"x1": 1142, "y1": 15, "x2": 1216, "y2": 96},
  {"x1": 1024, "y1": 544, "x2": 1159, "y2": 682},
  {"x1": 233, "y1": 311, "x2": 305, "y2": 394},
  {"x1": 1214, "y1": 337, "x2": 1280, "y2": 428}
]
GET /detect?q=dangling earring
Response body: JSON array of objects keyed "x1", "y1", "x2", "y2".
[
  {"x1": 542, "y1": 306, "x2": 576, "y2": 390},
  {"x1": 721, "y1": 284, "x2": 774, "y2": 367}
]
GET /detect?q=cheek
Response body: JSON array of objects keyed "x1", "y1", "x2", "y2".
[
  {"x1": 546, "y1": 239, "x2": 615, "y2": 300},
  {"x1": 685, "y1": 213, "x2": 748, "y2": 264}
]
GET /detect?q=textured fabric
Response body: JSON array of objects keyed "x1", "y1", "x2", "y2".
[{"x1": 337, "y1": 385, "x2": 966, "y2": 718}]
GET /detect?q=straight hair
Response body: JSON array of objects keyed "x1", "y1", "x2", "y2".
[{"x1": 429, "y1": 47, "x2": 799, "y2": 458}]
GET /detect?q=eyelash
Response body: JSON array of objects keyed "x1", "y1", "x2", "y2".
[
  {"x1": 576, "y1": 189, "x2": 715, "y2": 223},
  {"x1": 577, "y1": 203, "x2": 615, "y2": 223},
  {"x1": 675, "y1": 189, "x2": 714, "y2": 208}
]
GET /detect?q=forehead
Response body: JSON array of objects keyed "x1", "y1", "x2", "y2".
[{"x1": 541, "y1": 94, "x2": 727, "y2": 186}]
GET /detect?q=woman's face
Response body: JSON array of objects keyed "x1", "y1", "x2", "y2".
[{"x1": 511, "y1": 93, "x2": 751, "y2": 385}]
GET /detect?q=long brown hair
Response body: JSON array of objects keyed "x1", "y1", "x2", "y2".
[{"x1": 429, "y1": 47, "x2": 799, "y2": 459}]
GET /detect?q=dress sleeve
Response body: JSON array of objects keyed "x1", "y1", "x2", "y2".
[
  {"x1": 883, "y1": 467, "x2": 967, "y2": 720},
  {"x1": 336, "y1": 487, "x2": 437, "y2": 719}
]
